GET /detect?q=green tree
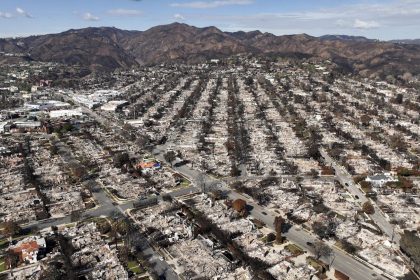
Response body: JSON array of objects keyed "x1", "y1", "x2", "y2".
[
  {"x1": 4, "y1": 250, "x2": 20, "y2": 270},
  {"x1": 3, "y1": 221, "x2": 21, "y2": 239},
  {"x1": 113, "y1": 152, "x2": 130, "y2": 168},
  {"x1": 70, "y1": 210, "x2": 82, "y2": 222},
  {"x1": 163, "y1": 151, "x2": 177, "y2": 167},
  {"x1": 313, "y1": 241, "x2": 333, "y2": 260}
]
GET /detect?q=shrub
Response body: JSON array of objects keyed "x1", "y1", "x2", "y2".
[{"x1": 362, "y1": 201, "x2": 375, "y2": 214}]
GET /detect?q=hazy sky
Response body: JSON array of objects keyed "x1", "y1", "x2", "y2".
[{"x1": 1, "y1": 0, "x2": 419, "y2": 40}]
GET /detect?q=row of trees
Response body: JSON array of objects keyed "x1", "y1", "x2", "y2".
[
  {"x1": 247, "y1": 82, "x2": 301, "y2": 175},
  {"x1": 198, "y1": 76, "x2": 222, "y2": 154},
  {"x1": 126, "y1": 73, "x2": 183, "y2": 119},
  {"x1": 258, "y1": 77, "x2": 322, "y2": 172},
  {"x1": 151, "y1": 78, "x2": 193, "y2": 121},
  {"x1": 171, "y1": 75, "x2": 208, "y2": 127},
  {"x1": 225, "y1": 76, "x2": 252, "y2": 177},
  {"x1": 20, "y1": 137, "x2": 51, "y2": 220}
]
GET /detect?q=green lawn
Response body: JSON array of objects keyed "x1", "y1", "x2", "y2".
[
  {"x1": 127, "y1": 260, "x2": 143, "y2": 274},
  {"x1": 0, "y1": 257, "x2": 6, "y2": 272},
  {"x1": 180, "y1": 179, "x2": 190, "y2": 187}
]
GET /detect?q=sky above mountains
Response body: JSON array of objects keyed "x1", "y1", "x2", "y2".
[{"x1": 1, "y1": 0, "x2": 419, "y2": 40}]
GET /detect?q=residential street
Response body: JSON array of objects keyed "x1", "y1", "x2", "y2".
[
  {"x1": 320, "y1": 148, "x2": 400, "y2": 244},
  {"x1": 153, "y1": 145, "x2": 395, "y2": 280}
]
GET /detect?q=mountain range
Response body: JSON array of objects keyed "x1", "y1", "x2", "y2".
[{"x1": 1, "y1": 22, "x2": 420, "y2": 79}]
